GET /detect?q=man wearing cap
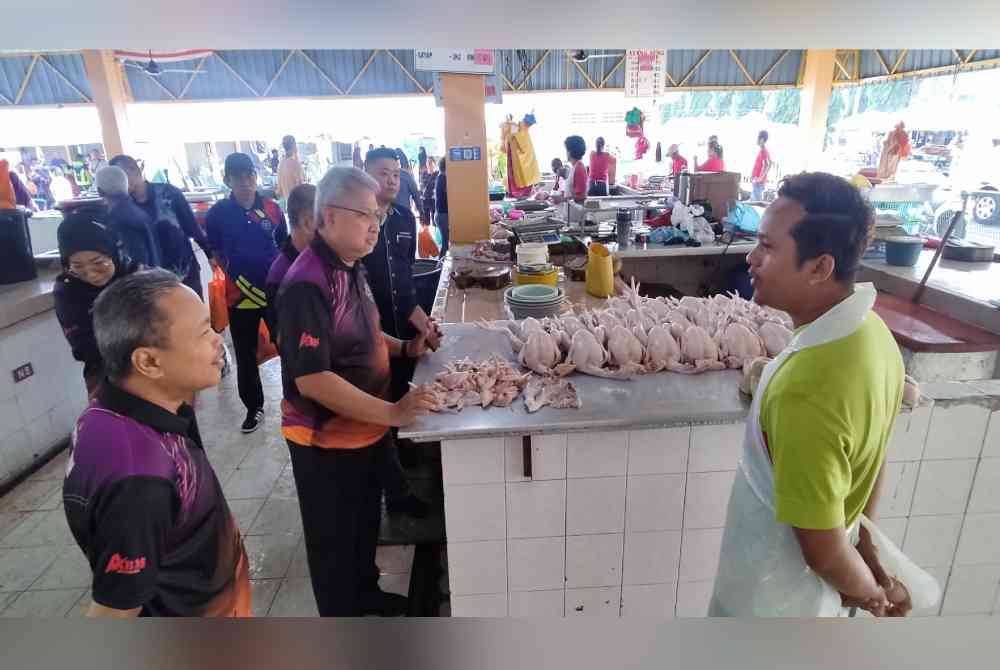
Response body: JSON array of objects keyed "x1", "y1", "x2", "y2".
[
  {"x1": 96, "y1": 165, "x2": 161, "y2": 269},
  {"x1": 109, "y1": 154, "x2": 216, "y2": 299},
  {"x1": 206, "y1": 153, "x2": 288, "y2": 434},
  {"x1": 64, "y1": 269, "x2": 251, "y2": 617}
]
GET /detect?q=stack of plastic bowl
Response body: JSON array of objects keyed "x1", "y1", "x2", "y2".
[{"x1": 504, "y1": 284, "x2": 565, "y2": 319}]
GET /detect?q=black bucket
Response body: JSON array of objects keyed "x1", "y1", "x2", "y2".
[
  {"x1": 413, "y1": 258, "x2": 443, "y2": 315},
  {"x1": 0, "y1": 209, "x2": 37, "y2": 284}
]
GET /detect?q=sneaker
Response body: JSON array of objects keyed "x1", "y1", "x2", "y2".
[
  {"x1": 360, "y1": 589, "x2": 408, "y2": 617},
  {"x1": 241, "y1": 408, "x2": 264, "y2": 434},
  {"x1": 387, "y1": 494, "x2": 431, "y2": 519}
]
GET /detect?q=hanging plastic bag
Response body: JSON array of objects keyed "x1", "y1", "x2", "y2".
[
  {"x1": 418, "y1": 223, "x2": 440, "y2": 259},
  {"x1": 859, "y1": 515, "x2": 942, "y2": 611},
  {"x1": 208, "y1": 266, "x2": 229, "y2": 333},
  {"x1": 257, "y1": 320, "x2": 279, "y2": 365}
]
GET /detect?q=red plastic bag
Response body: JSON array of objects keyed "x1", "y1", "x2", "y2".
[
  {"x1": 257, "y1": 320, "x2": 278, "y2": 365},
  {"x1": 418, "y1": 223, "x2": 440, "y2": 259},
  {"x1": 208, "y1": 267, "x2": 229, "y2": 333}
]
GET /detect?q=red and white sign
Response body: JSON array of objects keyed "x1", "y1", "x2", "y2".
[
  {"x1": 415, "y1": 49, "x2": 496, "y2": 74},
  {"x1": 625, "y1": 49, "x2": 667, "y2": 98}
]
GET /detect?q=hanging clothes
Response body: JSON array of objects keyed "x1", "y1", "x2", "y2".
[
  {"x1": 509, "y1": 122, "x2": 541, "y2": 188},
  {"x1": 500, "y1": 120, "x2": 532, "y2": 198}
]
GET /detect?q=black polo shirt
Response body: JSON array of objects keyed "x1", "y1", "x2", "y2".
[{"x1": 361, "y1": 205, "x2": 417, "y2": 339}]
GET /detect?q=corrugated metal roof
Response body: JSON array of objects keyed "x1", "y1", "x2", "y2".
[{"x1": 4, "y1": 49, "x2": 1000, "y2": 106}]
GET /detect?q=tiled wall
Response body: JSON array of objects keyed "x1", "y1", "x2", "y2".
[
  {"x1": 441, "y1": 386, "x2": 1000, "y2": 617},
  {"x1": 0, "y1": 310, "x2": 88, "y2": 488}
]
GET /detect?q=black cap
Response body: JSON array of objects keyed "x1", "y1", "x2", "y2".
[{"x1": 224, "y1": 152, "x2": 256, "y2": 177}]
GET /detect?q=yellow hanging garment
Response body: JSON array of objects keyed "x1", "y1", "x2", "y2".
[{"x1": 509, "y1": 122, "x2": 541, "y2": 189}]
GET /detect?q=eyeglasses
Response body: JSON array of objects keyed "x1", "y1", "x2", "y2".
[
  {"x1": 325, "y1": 205, "x2": 382, "y2": 227},
  {"x1": 68, "y1": 256, "x2": 114, "y2": 275}
]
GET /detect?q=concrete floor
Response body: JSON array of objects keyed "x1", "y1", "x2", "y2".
[{"x1": 0, "y1": 356, "x2": 422, "y2": 617}]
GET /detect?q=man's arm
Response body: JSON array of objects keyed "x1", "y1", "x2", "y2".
[
  {"x1": 296, "y1": 371, "x2": 401, "y2": 427},
  {"x1": 170, "y1": 187, "x2": 213, "y2": 258},
  {"x1": 794, "y1": 527, "x2": 887, "y2": 608}
]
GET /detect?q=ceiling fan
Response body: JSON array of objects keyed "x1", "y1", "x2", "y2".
[
  {"x1": 123, "y1": 51, "x2": 206, "y2": 76},
  {"x1": 570, "y1": 50, "x2": 625, "y2": 64}
]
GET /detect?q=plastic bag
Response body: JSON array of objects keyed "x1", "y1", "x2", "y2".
[
  {"x1": 257, "y1": 320, "x2": 278, "y2": 365},
  {"x1": 208, "y1": 267, "x2": 229, "y2": 333},
  {"x1": 859, "y1": 515, "x2": 942, "y2": 611},
  {"x1": 585, "y1": 243, "x2": 614, "y2": 298},
  {"x1": 418, "y1": 224, "x2": 440, "y2": 259}
]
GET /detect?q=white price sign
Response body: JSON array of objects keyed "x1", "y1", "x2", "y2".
[
  {"x1": 415, "y1": 49, "x2": 496, "y2": 74},
  {"x1": 625, "y1": 49, "x2": 667, "y2": 98}
]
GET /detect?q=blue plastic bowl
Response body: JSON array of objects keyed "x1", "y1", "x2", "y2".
[{"x1": 884, "y1": 236, "x2": 924, "y2": 267}]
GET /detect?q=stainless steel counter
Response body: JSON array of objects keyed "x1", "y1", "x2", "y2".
[{"x1": 398, "y1": 323, "x2": 749, "y2": 442}]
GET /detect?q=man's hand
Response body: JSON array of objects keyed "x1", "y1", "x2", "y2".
[
  {"x1": 851, "y1": 525, "x2": 912, "y2": 616},
  {"x1": 209, "y1": 256, "x2": 220, "y2": 272},
  {"x1": 423, "y1": 317, "x2": 443, "y2": 351},
  {"x1": 406, "y1": 333, "x2": 429, "y2": 359},
  {"x1": 841, "y1": 587, "x2": 890, "y2": 617},
  {"x1": 391, "y1": 386, "x2": 437, "y2": 427}
]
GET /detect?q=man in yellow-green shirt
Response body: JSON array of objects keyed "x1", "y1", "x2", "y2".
[{"x1": 710, "y1": 172, "x2": 908, "y2": 617}]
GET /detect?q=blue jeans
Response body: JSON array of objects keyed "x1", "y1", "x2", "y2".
[{"x1": 751, "y1": 182, "x2": 765, "y2": 201}]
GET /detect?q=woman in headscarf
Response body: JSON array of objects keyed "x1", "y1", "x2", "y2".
[{"x1": 53, "y1": 211, "x2": 140, "y2": 396}]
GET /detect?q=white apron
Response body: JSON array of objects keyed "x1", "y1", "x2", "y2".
[{"x1": 708, "y1": 284, "x2": 877, "y2": 617}]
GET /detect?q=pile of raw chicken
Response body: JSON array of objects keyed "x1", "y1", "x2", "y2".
[
  {"x1": 482, "y1": 282, "x2": 793, "y2": 383},
  {"x1": 422, "y1": 356, "x2": 581, "y2": 414}
]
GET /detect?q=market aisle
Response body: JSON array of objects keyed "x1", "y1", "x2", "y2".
[{"x1": 0, "y1": 357, "x2": 414, "y2": 617}]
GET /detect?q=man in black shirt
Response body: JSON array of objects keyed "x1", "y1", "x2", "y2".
[{"x1": 110, "y1": 154, "x2": 215, "y2": 299}]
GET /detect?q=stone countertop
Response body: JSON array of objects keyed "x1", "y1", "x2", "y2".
[
  {"x1": 0, "y1": 263, "x2": 61, "y2": 330},
  {"x1": 398, "y1": 323, "x2": 749, "y2": 443}
]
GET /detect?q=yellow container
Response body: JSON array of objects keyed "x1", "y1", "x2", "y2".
[
  {"x1": 513, "y1": 267, "x2": 559, "y2": 287},
  {"x1": 585, "y1": 242, "x2": 614, "y2": 297}
]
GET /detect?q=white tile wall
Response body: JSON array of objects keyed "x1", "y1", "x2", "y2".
[
  {"x1": 983, "y1": 411, "x2": 1000, "y2": 458},
  {"x1": 441, "y1": 438, "x2": 505, "y2": 485},
  {"x1": 627, "y1": 427, "x2": 689, "y2": 475},
  {"x1": 507, "y1": 480, "x2": 566, "y2": 538},
  {"x1": 567, "y1": 431, "x2": 628, "y2": 478},
  {"x1": 876, "y1": 517, "x2": 908, "y2": 548},
  {"x1": 565, "y1": 586, "x2": 621, "y2": 617},
  {"x1": 447, "y1": 540, "x2": 507, "y2": 596},
  {"x1": 566, "y1": 477, "x2": 626, "y2": 535},
  {"x1": 941, "y1": 564, "x2": 1000, "y2": 615},
  {"x1": 676, "y1": 580, "x2": 715, "y2": 618},
  {"x1": 508, "y1": 589, "x2": 564, "y2": 617},
  {"x1": 923, "y1": 404, "x2": 991, "y2": 460},
  {"x1": 689, "y1": 423, "x2": 744, "y2": 473},
  {"x1": 505, "y1": 434, "x2": 566, "y2": 481},
  {"x1": 886, "y1": 405, "x2": 932, "y2": 463},
  {"x1": 683, "y1": 471, "x2": 736, "y2": 530},
  {"x1": 911, "y1": 565, "x2": 950, "y2": 617},
  {"x1": 902, "y1": 515, "x2": 964, "y2": 568},
  {"x1": 450, "y1": 593, "x2": 508, "y2": 617},
  {"x1": 623, "y1": 531, "x2": 681, "y2": 586},
  {"x1": 565, "y1": 533, "x2": 623, "y2": 588},
  {"x1": 878, "y1": 461, "x2": 919, "y2": 518},
  {"x1": 507, "y1": 537, "x2": 565, "y2": 592},
  {"x1": 444, "y1": 484, "x2": 506, "y2": 541},
  {"x1": 678, "y1": 528, "x2": 724, "y2": 583},
  {"x1": 626, "y1": 474, "x2": 685, "y2": 532},
  {"x1": 621, "y1": 583, "x2": 676, "y2": 617},
  {"x1": 911, "y1": 460, "x2": 978, "y2": 516},
  {"x1": 967, "y1": 458, "x2": 1000, "y2": 514},
  {"x1": 954, "y1": 513, "x2": 1000, "y2": 565}
]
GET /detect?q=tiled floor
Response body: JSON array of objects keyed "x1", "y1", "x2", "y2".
[{"x1": 0, "y1": 358, "x2": 416, "y2": 617}]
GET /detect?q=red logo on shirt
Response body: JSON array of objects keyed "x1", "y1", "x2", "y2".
[
  {"x1": 105, "y1": 553, "x2": 147, "y2": 575},
  {"x1": 299, "y1": 332, "x2": 320, "y2": 349}
]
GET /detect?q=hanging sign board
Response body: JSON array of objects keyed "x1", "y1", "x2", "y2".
[
  {"x1": 448, "y1": 146, "x2": 482, "y2": 162},
  {"x1": 415, "y1": 49, "x2": 496, "y2": 74},
  {"x1": 625, "y1": 49, "x2": 667, "y2": 98}
]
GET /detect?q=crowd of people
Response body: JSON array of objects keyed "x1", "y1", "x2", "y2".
[
  {"x1": 53, "y1": 145, "x2": 446, "y2": 618},
  {"x1": 4, "y1": 148, "x2": 109, "y2": 210},
  {"x1": 546, "y1": 130, "x2": 773, "y2": 199}
]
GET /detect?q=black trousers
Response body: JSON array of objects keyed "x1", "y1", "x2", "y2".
[
  {"x1": 228, "y1": 307, "x2": 265, "y2": 413},
  {"x1": 588, "y1": 180, "x2": 609, "y2": 197},
  {"x1": 288, "y1": 437, "x2": 383, "y2": 616}
]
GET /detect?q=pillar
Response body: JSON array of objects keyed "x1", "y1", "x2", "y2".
[
  {"x1": 441, "y1": 74, "x2": 489, "y2": 244},
  {"x1": 81, "y1": 50, "x2": 132, "y2": 158},
  {"x1": 798, "y1": 49, "x2": 836, "y2": 171}
]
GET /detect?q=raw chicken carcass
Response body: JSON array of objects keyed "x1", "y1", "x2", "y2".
[
  {"x1": 675, "y1": 325, "x2": 725, "y2": 374},
  {"x1": 523, "y1": 376, "x2": 581, "y2": 413},
  {"x1": 758, "y1": 320, "x2": 793, "y2": 357},
  {"x1": 717, "y1": 322, "x2": 767, "y2": 369},
  {"x1": 519, "y1": 330, "x2": 564, "y2": 375},
  {"x1": 643, "y1": 324, "x2": 683, "y2": 373},
  {"x1": 607, "y1": 325, "x2": 646, "y2": 374},
  {"x1": 739, "y1": 357, "x2": 770, "y2": 396},
  {"x1": 555, "y1": 328, "x2": 633, "y2": 379}
]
